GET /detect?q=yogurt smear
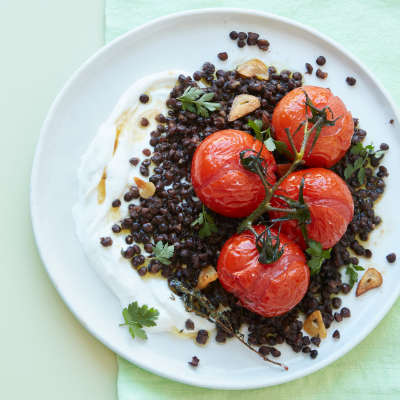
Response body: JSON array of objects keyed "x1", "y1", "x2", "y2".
[{"x1": 72, "y1": 71, "x2": 214, "y2": 335}]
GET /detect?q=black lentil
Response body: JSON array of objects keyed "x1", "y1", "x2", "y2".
[
  {"x1": 346, "y1": 77, "x2": 356, "y2": 86},
  {"x1": 333, "y1": 330, "x2": 340, "y2": 339},
  {"x1": 129, "y1": 157, "x2": 140, "y2": 166},
  {"x1": 218, "y1": 52, "x2": 228, "y2": 61},
  {"x1": 310, "y1": 350, "x2": 318, "y2": 359},
  {"x1": 316, "y1": 56, "x2": 326, "y2": 66},
  {"x1": 185, "y1": 319, "x2": 195, "y2": 330},
  {"x1": 229, "y1": 31, "x2": 238, "y2": 40},
  {"x1": 112, "y1": 199, "x2": 121, "y2": 208},
  {"x1": 387, "y1": 253, "x2": 396, "y2": 263},
  {"x1": 238, "y1": 32, "x2": 247, "y2": 40},
  {"x1": 196, "y1": 330, "x2": 209, "y2": 345},
  {"x1": 257, "y1": 39, "x2": 270, "y2": 51},
  {"x1": 237, "y1": 39, "x2": 246, "y2": 48},
  {"x1": 305, "y1": 63, "x2": 313, "y2": 74},
  {"x1": 140, "y1": 118, "x2": 149, "y2": 127},
  {"x1": 188, "y1": 356, "x2": 199, "y2": 367},
  {"x1": 100, "y1": 237, "x2": 113, "y2": 247},
  {"x1": 341, "y1": 307, "x2": 351, "y2": 318},
  {"x1": 139, "y1": 94, "x2": 149, "y2": 104},
  {"x1": 112, "y1": 224, "x2": 121, "y2": 233},
  {"x1": 316, "y1": 69, "x2": 328, "y2": 79},
  {"x1": 247, "y1": 32, "x2": 259, "y2": 46},
  {"x1": 143, "y1": 148, "x2": 151, "y2": 157},
  {"x1": 125, "y1": 235, "x2": 133, "y2": 244},
  {"x1": 193, "y1": 71, "x2": 202, "y2": 81}
]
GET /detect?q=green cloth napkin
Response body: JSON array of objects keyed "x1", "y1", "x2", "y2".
[{"x1": 105, "y1": 1, "x2": 400, "y2": 398}]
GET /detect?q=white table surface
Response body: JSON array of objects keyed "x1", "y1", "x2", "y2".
[{"x1": 0, "y1": 0, "x2": 118, "y2": 398}]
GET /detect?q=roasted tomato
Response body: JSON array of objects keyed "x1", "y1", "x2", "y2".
[
  {"x1": 217, "y1": 226, "x2": 309, "y2": 317},
  {"x1": 271, "y1": 86, "x2": 354, "y2": 168},
  {"x1": 269, "y1": 168, "x2": 354, "y2": 250},
  {"x1": 191, "y1": 129, "x2": 276, "y2": 218}
]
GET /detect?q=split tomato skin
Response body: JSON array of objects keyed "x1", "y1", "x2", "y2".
[
  {"x1": 191, "y1": 129, "x2": 276, "y2": 218},
  {"x1": 217, "y1": 226, "x2": 310, "y2": 317},
  {"x1": 271, "y1": 86, "x2": 354, "y2": 168},
  {"x1": 269, "y1": 168, "x2": 354, "y2": 250}
]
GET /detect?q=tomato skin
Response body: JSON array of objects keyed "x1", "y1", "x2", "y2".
[
  {"x1": 269, "y1": 168, "x2": 354, "y2": 250},
  {"x1": 271, "y1": 86, "x2": 354, "y2": 168},
  {"x1": 191, "y1": 130, "x2": 276, "y2": 218},
  {"x1": 217, "y1": 226, "x2": 309, "y2": 317}
]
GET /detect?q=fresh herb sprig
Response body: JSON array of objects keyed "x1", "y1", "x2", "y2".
[
  {"x1": 246, "y1": 118, "x2": 289, "y2": 154},
  {"x1": 344, "y1": 142, "x2": 386, "y2": 183},
  {"x1": 149, "y1": 241, "x2": 175, "y2": 265},
  {"x1": 169, "y1": 278, "x2": 288, "y2": 370},
  {"x1": 345, "y1": 263, "x2": 365, "y2": 288},
  {"x1": 192, "y1": 204, "x2": 218, "y2": 238},
  {"x1": 305, "y1": 240, "x2": 332, "y2": 275},
  {"x1": 119, "y1": 302, "x2": 159, "y2": 339},
  {"x1": 177, "y1": 86, "x2": 221, "y2": 117}
]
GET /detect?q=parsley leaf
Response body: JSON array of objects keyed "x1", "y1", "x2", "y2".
[
  {"x1": 177, "y1": 86, "x2": 221, "y2": 117},
  {"x1": 192, "y1": 204, "x2": 218, "y2": 238},
  {"x1": 345, "y1": 263, "x2": 365, "y2": 288},
  {"x1": 306, "y1": 240, "x2": 331, "y2": 275},
  {"x1": 119, "y1": 301, "x2": 159, "y2": 340},
  {"x1": 149, "y1": 241, "x2": 175, "y2": 265},
  {"x1": 345, "y1": 142, "x2": 387, "y2": 184},
  {"x1": 264, "y1": 137, "x2": 276, "y2": 151},
  {"x1": 246, "y1": 118, "x2": 288, "y2": 154},
  {"x1": 246, "y1": 119, "x2": 264, "y2": 141}
]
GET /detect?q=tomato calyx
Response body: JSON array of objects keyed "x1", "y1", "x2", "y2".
[
  {"x1": 255, "y1": 224, "x2": 287, "y2": 264},
  {"x1": 237, "y1": 91, "x2": 341, "y2": 262},
  {"x1": 302, "y1": 90, "x2": 342, "y2": 155},
  {"x1": 270, "y1": 176, "x2": 311, "y2": 245}
]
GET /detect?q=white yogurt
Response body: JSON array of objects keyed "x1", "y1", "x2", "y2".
[{"x1": 72, "y1": 71, "x2": 214, "y2": 335}]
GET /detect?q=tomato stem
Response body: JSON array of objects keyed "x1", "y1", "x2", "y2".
[{"x1": 237, "y1": 115, "x2": 325, "y2": 235}]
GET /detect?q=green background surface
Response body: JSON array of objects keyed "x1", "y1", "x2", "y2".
[
  {"x1": 0, "y1": 1, "x2": 118, "y2": 399},
  {"x1": 1, "y1": 0, "x2": 399, "y2": 399}
]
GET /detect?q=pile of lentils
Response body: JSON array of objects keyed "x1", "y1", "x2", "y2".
[{"x1": 104, "y1": 60, "x2": 389, "y2": 360}]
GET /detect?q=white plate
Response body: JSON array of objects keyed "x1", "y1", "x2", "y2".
[{"x1": 31, "y1": 8, "x2": 400, "y2": 389}]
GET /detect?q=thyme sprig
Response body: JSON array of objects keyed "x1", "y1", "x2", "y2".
[
  {"x1": 169, "y1": 278, "x2": 288, "y2": 370},
  {"x1": 237, "y1": 90, "x2": 340, "y2": 262}
]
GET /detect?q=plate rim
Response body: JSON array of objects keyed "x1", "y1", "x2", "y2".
[{"x1": 30, "y1": 7, "x2": 400, "y2": 390}]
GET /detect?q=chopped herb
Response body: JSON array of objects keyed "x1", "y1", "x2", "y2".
[
  {"x1": 306, "y1": 240, "x2": 331, "y2": 275},
  {"x1": 345, "y1": 263, "x2": 365, "y2": 288},
  {"x1": 246, "y1": 118, "x2": 288, "y2": 153},
  {"x1": 192, "y1": 204, "x2": 218, "y2": 238},
  {"x1": 177, "y1": 86, "x2": 221, "y2": 117},
  {"x1": 246, "y1": 119, "x2": 264, "y2": 141},
  {"x1": 149, "y1": 241, "x2": 175, "y2": 265},
  {"x1": 119, "y1": 301, "x2": 159, "y2": 340},
  {"x1": 345, "y1": 142, "x2": 387, "y2": 183}
]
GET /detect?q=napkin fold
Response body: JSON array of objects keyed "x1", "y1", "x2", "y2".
[{"x1": 105, "y1": 1, "x2": 400, "y2": 398}]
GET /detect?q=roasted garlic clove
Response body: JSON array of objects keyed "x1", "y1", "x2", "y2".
[
  {"x1": 303, "y1": 310, "x2": 327, "y2": 339},
  {"x1": 195, "y1": 266, "x2": 218, "y2": 291},
  {"x1": 236, "y1": 59, "x2": 269, "y2": 80},
  {"x1": 133, "y1": 177, "x2": 155, "y2": 199},
  {"x1": 356, "y1": 268, "x2": 383, "y2": 297},
  {"x1": 228, "y1": 94, "x2": 260, "y2": 122}
]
